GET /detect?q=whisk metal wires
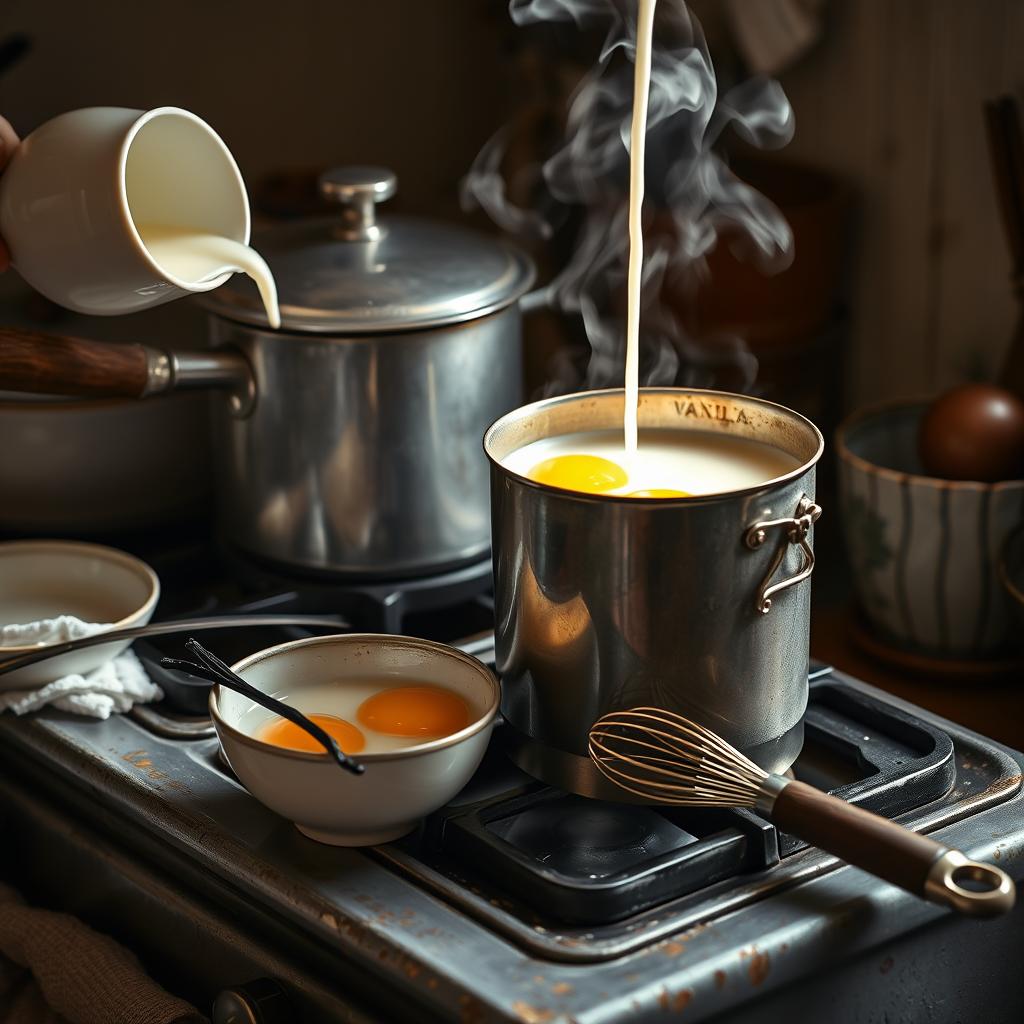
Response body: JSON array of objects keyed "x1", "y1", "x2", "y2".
[{"x1": 588, "y1": 707, "x2": 769, "y2": 807}]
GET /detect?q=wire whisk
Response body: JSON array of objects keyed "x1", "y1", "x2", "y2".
[{"x1": 588, "y1": 706, "x2": 1014, "y2": 918}]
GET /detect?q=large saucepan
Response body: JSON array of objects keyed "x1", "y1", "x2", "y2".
[{"x1": 0, "y1": 168, "x2": 534, "y2": 577}]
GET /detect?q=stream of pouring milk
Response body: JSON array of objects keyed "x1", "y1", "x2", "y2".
[
  {"x1": 624, "y1": 0, "x2": 657, "y2": 456},
  {"x1": 137, "y1": 224, "x2": 281, "y2": 328}
]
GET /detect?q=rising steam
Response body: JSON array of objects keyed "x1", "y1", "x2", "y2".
[{"x1": 462, "y1": 0, "x2": 794, "y2": 393}]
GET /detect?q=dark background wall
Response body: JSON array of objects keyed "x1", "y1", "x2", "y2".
[
  {"x1": 2, "y1": 0, "x2": 1020, "y2": 409},
  {"x1": 0, "y1": 1, "x2": 511, "y2": 220}
]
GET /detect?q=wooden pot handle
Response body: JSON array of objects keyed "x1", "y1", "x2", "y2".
[
  {"x1": 771, "y1": 779, "x2": 1015, "y2": 917},
  {"x1": 0, "y1": 327, "x2": 158, "y2": 398}
]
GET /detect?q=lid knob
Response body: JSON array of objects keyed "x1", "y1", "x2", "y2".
[{"x1": 318, "y1": 166, "x2": 397, "y2": 242}]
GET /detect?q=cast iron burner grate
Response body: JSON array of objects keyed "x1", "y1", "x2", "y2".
[
  {"x1": 110, "y1": 529, "x2": 495, "y2": 639},
  {"x1": 218, "y1": 546, "x2": 495, "y2": 635},
  {"x1": 125, "y1": 535, "x2": 494, "y2": 723},
  {"x1": 487, "y1": 795, "x2": 699, "y2": 879},
  {"x1": 398, "y1": 676, "x2": 956, "y2": 925}
]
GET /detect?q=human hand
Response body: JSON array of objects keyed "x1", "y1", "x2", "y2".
[{"x1": 0, "y1": 116, "x2": 20, "y2": 271}]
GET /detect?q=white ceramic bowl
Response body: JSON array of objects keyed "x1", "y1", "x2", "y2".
[
  {"x1": 211, "y1": 634, "x2": 501, "y2": 846},
  {"x1": 0, "y1": 540, "x2": 160, "y2": 690},
  {"x1": 837, "y1": 401, "x2": 1024, "y2": 658}
]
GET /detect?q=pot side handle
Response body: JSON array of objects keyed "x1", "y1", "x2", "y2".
[
  {"x1": 744, "y1": 495, "x2": 823, "y2": 615},
  {"x1": 0, "y1": 327, "x2": 156, "y2": 398}
]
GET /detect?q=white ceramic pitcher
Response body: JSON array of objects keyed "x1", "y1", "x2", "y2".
[{"x1": 0, "y1": 106, "x2": 250, "y2": 315}]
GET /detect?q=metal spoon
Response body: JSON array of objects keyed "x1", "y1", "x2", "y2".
[
  {"x1": 0, "y1": 614, "x2": 349, "y2": 678},
  {"x1": 164, "y1": 638, "x2": 364, "y2": 776}
]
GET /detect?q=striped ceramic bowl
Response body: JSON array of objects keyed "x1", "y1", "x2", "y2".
[{"x1": 837, "y1": 400, "x2": 1024, "y2": 658}]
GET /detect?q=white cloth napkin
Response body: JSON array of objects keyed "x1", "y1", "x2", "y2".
[
  {"x1": 0, "y1": 614, "x2": 163, "y2": 719},
  {"x1": 0, "y1": 614, "x2": 111, "y2": 647},
  {"x1": 0, "y1": 650, "x2": 162, "y2": 719}
]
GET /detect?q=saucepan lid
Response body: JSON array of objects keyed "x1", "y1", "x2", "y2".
[{"x1": 202, "y1": 166, "x2": 535, "y2": 334}]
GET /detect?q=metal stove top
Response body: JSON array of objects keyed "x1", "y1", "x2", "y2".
[{"x1": 1, "y1": 542, "x2": 1022, "y2": 1022}]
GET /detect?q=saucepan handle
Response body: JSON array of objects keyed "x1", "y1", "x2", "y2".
[
  {"x1": 0, "y1": 327, "x2": 158, "y2": 398},
  {"x1": 0, "y1": 326, "x2": 254, "y2": 414},
  {"x1": 744, "y1": 494, "x2": 822, "y2": 615},
  {"x1": 769, "y1": 779, "x2": 1016, "y2": 917}
]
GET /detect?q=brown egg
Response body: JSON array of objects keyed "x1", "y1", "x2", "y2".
[{"x1": 918, "y1": 384, "x2": 1024, "y2": 482}]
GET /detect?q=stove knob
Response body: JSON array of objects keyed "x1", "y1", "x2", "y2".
[{"x1": 212, "y1": 978, "x2": 293, "y2": 1024}]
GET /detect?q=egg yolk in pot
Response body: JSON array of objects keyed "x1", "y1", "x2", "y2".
[
  {"x1": 357, "y1": 686, "x2": 470, "y2": 738},
  {"x1": 528, "y1": 454, "x2": 628, "y2": 494},
  {"x1": 260, "y1": 714, "x2": 365, "y2": 753}
]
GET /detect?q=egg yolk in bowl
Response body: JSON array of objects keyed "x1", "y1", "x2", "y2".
[{"x1": 357, "y1": 685, "x2": 470, "y2": 738}]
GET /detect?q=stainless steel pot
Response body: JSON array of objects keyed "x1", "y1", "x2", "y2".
[
  {"x1": 0, "y1": 168, "x2": 534, "y2": 576},
  {"x1": 484, "y1": 388, "x2": 824, "y2": 797}
]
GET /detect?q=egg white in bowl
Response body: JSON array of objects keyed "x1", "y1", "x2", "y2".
[{"x1": 212, "y1": 633, "x2": 500, "y2": 846}]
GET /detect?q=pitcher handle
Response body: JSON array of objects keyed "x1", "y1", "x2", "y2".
[{"x1": 744, "y1": 495, "x2": 823, "y2": 615}]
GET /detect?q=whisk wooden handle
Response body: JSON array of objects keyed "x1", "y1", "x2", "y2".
[{"x1": 771, "y1": 780, "x2": 1014, "y2": 917}]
